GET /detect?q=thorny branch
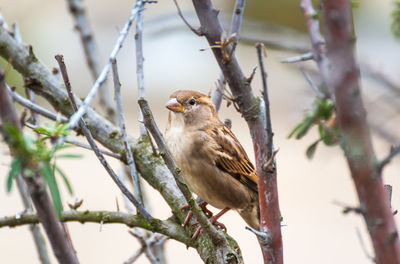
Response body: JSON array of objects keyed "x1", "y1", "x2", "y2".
[
  {"x1": 211, "y1": 0, "x2": 246, "y2": 111},
  {"x1": 190, "y1": 0, "x2": 283, "y2": 263}
]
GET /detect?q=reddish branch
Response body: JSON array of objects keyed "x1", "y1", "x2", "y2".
[
  {"x1": 0, "y1": 66, "x2": 80, "y2": 264},
  {"x1": 191, "y1": 1, "x2": 283, "y2": 263},
  {"x1": 321, "y1": 1, "x2": 400, "y2": 263}
]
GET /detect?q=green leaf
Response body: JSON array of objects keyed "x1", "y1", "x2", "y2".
[
  {"x1": 33, "y1": 127, "x2": 51, "y2": 136},
  {"x1": 306, "y1": 140, "x2": 320, "y2": 160},
  {"x1": 318, "y1": 124, "x2": 338, "y2": 146},
  {"x1": 55, "y1": 153, "x2": 83, "y2": 159},
  {"x1": 288, "y1": 117, "x2": 314, "y2": 139},
  {"x1": 6, "y1": 157, "x2": 23, "y2": 192},
  {"x1": 55, "y1": 166, "x2": 73, "y2": 195},
  {"x1": 40, "y1": 162, "x2": 62, "y2": 217}
]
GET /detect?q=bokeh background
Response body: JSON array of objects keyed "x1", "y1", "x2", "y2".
[{"x1": 1, "y1": 0, "x2": 400, "y2": 263}]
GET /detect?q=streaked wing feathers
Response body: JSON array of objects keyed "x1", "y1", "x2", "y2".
[{"x1": 211, "y1": 126, "x2": 258, "y2": 193}]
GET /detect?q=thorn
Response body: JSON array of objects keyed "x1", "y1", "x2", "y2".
[
  {"x1": 247, "y1": 66, "x2": 257, "y2": 84},
  {"x1": 263, "y1": 148, "x2": 279, "y2": 171},
  {"x1": 245, "y1": 226, "x2": 271, "y2": 245},
  {"x1": 68, "y1": 198, "x2": 84, "y2": 210},
  {"x1": 99, "y1": 220, "x2": 104, "y2": 232},
  {"x1": 116, "y1": 196, "x2": 120, "y2": 212}
]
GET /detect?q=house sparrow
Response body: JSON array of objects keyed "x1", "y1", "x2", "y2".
[{"x1": 165, "y1": 90, "x2": 259, "y2": 230}]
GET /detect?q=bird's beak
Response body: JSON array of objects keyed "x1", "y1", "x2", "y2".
[{"x1": 165, "y1": 98, "x2": 183, "y2": 113}]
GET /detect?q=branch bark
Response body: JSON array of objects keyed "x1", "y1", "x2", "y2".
[
  {"x1": 190, "y1": 1, "x2": 283, "y2": 263},
  {"x1": 0, "y1": 210, "x2": 190, "y2": 245},
  {"x1": 321, "y1": 1, "x2": 400, "y2": 263}
]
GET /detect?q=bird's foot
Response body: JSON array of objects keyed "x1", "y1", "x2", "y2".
[
  {"x1": 181, "y1": 201, "x2": 213, "y2": 227},
  {"x1": 190, "y1": 214, "x2": 228, "y2": 241},
  {"x1": 190, "y1": 207, "x2": 230, "y2": 241}
]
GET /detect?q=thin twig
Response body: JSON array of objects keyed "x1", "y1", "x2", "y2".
[
  {"x1": 356, "y1": 228, "x2": 376, "y2": 263},
  {"x1": 281, "y1": 52, "x2": 313, "y2": 63},
  {"x1": 299, "y1": 66, "x2": 327, "y2": 99},
  {"x1": 66, "y1": 0, "x2": 117, "y2": 122},
  {"x1": 135, "y1": 6, "x2": 147, "y2": 136},
  {"x1": 129, "y1": 229, "x2": 159, "y2": 264},
  {"x1": 256, "y1": 43, "x2": 274, "y2": 159},
  {"x1": 112, "y1": 59, "x2": 143, "y2": 205},
  {"x1": 300, "y1": 0, "x2": 330, "y2": 96},
  {"x1": 55, "y1": 54, "x2": 152, "y2": 222},
  {"x1": 172, "y1": 0, "x2": 202, "y2": 36},
  {"x1": 7, "y1": 85, "x2": 68, "y2": 123},
  {"x1": 211, "y1": 0, "x2": 246, "y2": 111},
  {"x1": 378, "y1": 145, "x2": 400, "y2": 173},
  {"x1": 68, "y1": 0, "x2": 147, "y2": 129}
]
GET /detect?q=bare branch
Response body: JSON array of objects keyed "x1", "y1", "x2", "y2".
[
  {"x1": 0, "y1": 210, "x2": 189, "y2": 245},
  {"x1": 300, "y1": 0, "x2": 330, "y2": 96},
  {"x1": 378, "y1": 145, "x2": 400, "y2": 173},
  {"x1": 55, "y1": 54, "x2": 151, "y2": 221},
  {"x1": 281, "y1": 52, "x2": 313, "y2": 63},
  {"x1": 172, "y1": 0, "x2": 203, "y2": 36},
  {"x1": 112, "y1": 59, "x2": 143, "y2": 205},
  {"x1": 299, "y1": 66, "x2": 327, "y2": 99},
  {"x1": 68, "y1": 0, "x2": 146, "y2": 129},
  {"x1": 65, "y1": 0, "x2": 117, "y2": 122},
  {"x1": 211, "y1": 0, "x2": 246, "y2": 111}
]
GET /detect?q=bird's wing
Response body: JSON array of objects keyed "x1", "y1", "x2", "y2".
[{"x1": 209, "y1": 125, "x2": 258, "y2": 193}]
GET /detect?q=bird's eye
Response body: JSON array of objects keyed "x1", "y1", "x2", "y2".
[{"x1": 189, "y1": 98, "x2": 196, "y2": 105}]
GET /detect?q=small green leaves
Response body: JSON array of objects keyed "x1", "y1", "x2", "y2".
[
  {"x1": 306, "y1": 140, "x2": 321, "y2": 160},
  {"x1": 289, "y1": 98, "x2": 338, "y2": 159},
  {"x1": 3, "y1": 123, "x2": 79, "y2": 218},
  {"x1": 55, "y1": 166, "x2": 73, "y2": 195},
  {"x1": 6, "y1": 156, "x2": 23, "y2": 192}
]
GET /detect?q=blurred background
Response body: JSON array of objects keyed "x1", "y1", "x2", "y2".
[{"x1": 1, "y1": 0, "x2": 400, "y2": 263}]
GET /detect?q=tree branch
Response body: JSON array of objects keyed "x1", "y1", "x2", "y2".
[
  {"x1": 190, "y1": 1, "x2": 283, "y2": 263},
  {"x1": 0, "y1": 210, "x2": 190, "y2": 245},
  {"x1": 321, "y1": 1, "x2": 400, "y2": 263}
]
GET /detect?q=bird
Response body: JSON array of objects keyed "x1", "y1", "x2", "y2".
[{"x1": 164, "y1": 90, "x2": 259, "y2": 233}]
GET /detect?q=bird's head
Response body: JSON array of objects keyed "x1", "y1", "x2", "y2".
[{"x1": 165, "y1": 90, "x2": 218, "y2": 127}]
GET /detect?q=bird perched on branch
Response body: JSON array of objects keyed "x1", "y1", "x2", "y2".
[{"x1": 165, "y1": 90, "x2": 259, "y2": 234}]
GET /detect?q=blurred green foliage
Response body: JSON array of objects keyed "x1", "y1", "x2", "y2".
[
  {"x1": 4, "y1": 121, "x2": 79, "y2": 217},
  {"x1": 288, "y1": 98, "x2": 339, "y2": 159}
]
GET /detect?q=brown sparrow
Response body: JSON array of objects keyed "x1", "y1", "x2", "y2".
[{"x1": 165, "y1": 90, "x2": 259, "y2": 230}]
